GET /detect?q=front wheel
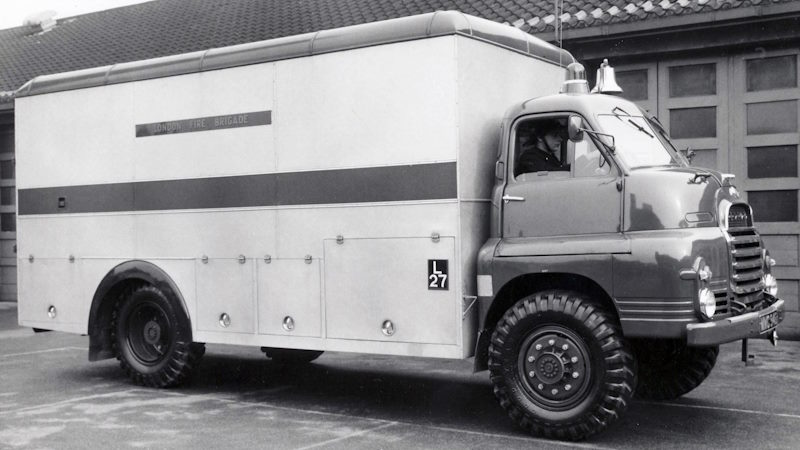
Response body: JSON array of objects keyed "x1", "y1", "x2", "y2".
[
  {"x1": 488, "y1": 291, "x2": 636, "y2": 440},
  {"x1": 114, "y1": 284, "x2": 204, "y2": 387}
]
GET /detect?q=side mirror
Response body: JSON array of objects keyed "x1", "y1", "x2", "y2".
[
  {"x1": 568, "y1": 115, "x2": 584, "y2": 142},
  {"x1": 680, "y1": 147, "x2": 696, "y2": 164}
]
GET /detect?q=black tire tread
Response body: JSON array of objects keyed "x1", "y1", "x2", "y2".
[
  {"x1": 112, "y1": 284, "x2": 205, "y2": 388},
  {"x1": 488, "y1": 290, "x2": 636, "y2": 441},
  {"x1": 634, "y1": 340, "x2": 718, "y2": 401}
]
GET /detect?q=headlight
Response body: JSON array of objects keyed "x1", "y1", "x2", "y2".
[
  {"x1": 763, "y1": 273, "x2": 778, "y2": 297},
  {"x1": 699, "y1": 287, "x2": 716, "y2": 319}
]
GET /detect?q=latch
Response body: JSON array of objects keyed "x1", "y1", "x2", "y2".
[
  {"x1": 502, "y1": 195, "x2": 524, "y2": 203},
  {"x1": 381, "y1": 319, "x2": 395, "y2": 336}
]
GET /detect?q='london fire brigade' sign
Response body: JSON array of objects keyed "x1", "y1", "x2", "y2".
[{"x1": 135, "y1": 110, "x2": 271, "y2": 137}]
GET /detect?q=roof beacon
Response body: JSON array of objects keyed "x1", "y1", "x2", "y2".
[
  {"x1": 591, "y1": 59, "x2": 623, "y2": 94},
  {"x1": 560, "y1": 62, "x2": 590, "y2": 95}
]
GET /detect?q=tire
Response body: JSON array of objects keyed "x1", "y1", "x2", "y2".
[
  {"x1": 261, "y1": 347, "x2": 323, "y2": 364},
  {"x1": 113, "y1": 284, "x2": 205, "y2": 387},
  {"x1": 632, "y1": 339, "x2": 718, "y2": 401},
  {"x1": 488, "y1": 290, "x2": 636, "y2": 441}
]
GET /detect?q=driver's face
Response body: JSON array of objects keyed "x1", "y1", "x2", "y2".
[{"x1": 544, "y1": 131, "x2": 563, "y2": 153}]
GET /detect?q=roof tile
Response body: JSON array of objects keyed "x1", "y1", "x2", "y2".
[{"x1": 2, "y1": 0, "x2": 799, "y2": 94}]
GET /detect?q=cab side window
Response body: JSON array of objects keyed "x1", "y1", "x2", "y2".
[
  {"x1": 514, "y1": 115, "x2": 612, "y2": 180},
  {"x1": 573, "y1": 139, "x2": 612, "y2": 177},
  {"x1": 514, "y1": 118, "x2": 570, "y2": 179}
]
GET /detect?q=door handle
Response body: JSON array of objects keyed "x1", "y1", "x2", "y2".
[{"x1": 502, "y1": 195, "x2": 525, "y2": 203}]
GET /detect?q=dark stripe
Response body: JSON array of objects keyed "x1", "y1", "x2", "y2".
[
  {"x1": 18, "y1": 162, "x2": 457, "y2": 215},
  {"x1": 135, "y1": 111, "x2": 271, "y2": 137}
]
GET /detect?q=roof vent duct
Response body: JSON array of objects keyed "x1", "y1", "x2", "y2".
[{"x1": 23, "y1": 10, "x2": 58, "y2": 34}]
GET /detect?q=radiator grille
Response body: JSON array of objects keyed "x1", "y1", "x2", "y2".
[
  {"x1": 727, "y1": 227, "x2": 765, "y2": 315},
  {"x1": 728, "y1": 204, "x2": 752, "y2": 228}
]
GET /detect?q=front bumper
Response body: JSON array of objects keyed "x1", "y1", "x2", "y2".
[{"x1": 686, "y1": 297, "x2": 784, "y2": 346}]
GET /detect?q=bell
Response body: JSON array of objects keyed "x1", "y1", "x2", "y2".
[{"x1": 591, "y1": 59, "x2": 623, "y2": 94}]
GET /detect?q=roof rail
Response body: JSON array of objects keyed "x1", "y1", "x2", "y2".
[{"x1": 16, "y1": 11, "x2": 574, "y2": 98}]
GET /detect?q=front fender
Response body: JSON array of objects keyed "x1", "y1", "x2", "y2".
[
  {"x1": 473, "y1": 249, "x2": 620, "y2": 372},
  {"x1": 612, "y1": 227, "x2": 729, "y2": 338}
]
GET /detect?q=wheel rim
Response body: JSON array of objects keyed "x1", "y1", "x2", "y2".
[
  {"x1": 517, "y1": 325, "x2": 592, "y2": 410},
  {"x1": 125, "y1": 301, "x2": 172, "y2": 366}
]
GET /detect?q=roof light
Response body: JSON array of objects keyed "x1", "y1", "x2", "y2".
[{"x1": 561, "y1": 62, "x2": 589, "y2": 94}]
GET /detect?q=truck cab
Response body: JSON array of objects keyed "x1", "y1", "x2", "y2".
[{"x1": 473, "y1": 62, "x2": 784, "y2": 440}]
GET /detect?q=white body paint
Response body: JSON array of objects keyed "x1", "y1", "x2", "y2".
[{"x1": 16, "y1": 33, "x2": 563, "y2": 359}]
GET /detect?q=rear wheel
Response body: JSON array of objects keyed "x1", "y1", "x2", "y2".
[
  {"x1": 113, "y1": 284, "x2": 204, "y2": 387},
  {"x1": 261, "y1": 347, "x2": 323, "y2": 364},
  {"x1": 633, "y1": 339, "x2": 718, "y2": 401},
  {"x1": 489, "y1": 290, "x2": 635, "y2": 440}
]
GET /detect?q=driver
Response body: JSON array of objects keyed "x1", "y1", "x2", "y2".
[{"x1": 517, "y1": 119, "x2": 569, "y2": 174}]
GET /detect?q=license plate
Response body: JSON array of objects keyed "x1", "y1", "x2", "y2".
[{"x1": 759, "y1": 311, "x2": 779, "y2": 333}]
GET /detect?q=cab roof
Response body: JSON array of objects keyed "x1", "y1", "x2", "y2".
[{"x1": 504, "y1": 92, "x2": 646, "y2": 123}]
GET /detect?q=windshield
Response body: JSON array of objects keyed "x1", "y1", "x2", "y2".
[{"x1": 597, "y1": 113, "x2": 677, "y2": 169}]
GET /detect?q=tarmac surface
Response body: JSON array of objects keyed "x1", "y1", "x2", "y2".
[{"x1": 1, "y1": 302, "x2": 800, "y2": 449}]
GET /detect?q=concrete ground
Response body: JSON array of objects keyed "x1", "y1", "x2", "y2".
[{"x1": 2, "y1": 302, "x2": 800, "y2": 449}]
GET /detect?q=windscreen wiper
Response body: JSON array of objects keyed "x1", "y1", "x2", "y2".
[
  {"x1": 612, "y1": 106, "x2": 653, "y2": 138},
  {"x1": 625, "y1": 118, "x2": 653, "y2": 138},
  {"x1": 612, "y1": 106, "x2": 631, "y2": 118}
]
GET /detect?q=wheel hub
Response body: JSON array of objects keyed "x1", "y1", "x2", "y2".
[
  {"x1": 521, "y1": 332, "x2": 589, "y2": 403},
  {"x1": 143, "y1": 320, "x2": 161, "y2": 345},
  {"x1": 535, "y1": 353, "x2": 564, "y2": 383}
]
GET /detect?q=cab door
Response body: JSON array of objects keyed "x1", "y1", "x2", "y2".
[{"x1": 502, "y1": 115, "x2": 622, "y2": 238}]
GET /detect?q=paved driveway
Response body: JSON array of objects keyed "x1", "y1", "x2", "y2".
[{"x1": 1, "y1": 304, "x2": 799, "y2": 449}]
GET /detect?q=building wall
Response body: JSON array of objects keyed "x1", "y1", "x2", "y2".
[
  {"x1": 614, "y1": 49, "x2": 800, "y2": 312},
  {"x1": 0, "y1": 109, "x2": 15, "y2": 302}
]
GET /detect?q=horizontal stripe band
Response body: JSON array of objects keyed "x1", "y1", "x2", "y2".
[{"x1": 18, "y1": 162, "x2": 457, "y2": 215}]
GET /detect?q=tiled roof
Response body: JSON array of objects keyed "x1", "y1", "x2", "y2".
[
  {"x1": 1, "y1": 0, "x2": 799, "y2": 97},
  {"x1": 515, "y1": 0, "x2": 799, "y2": 33}
]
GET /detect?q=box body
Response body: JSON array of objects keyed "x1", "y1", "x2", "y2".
[{"x1": 16, "y1": 33, "x2": 563, "y2": 358}]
